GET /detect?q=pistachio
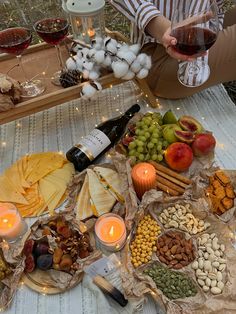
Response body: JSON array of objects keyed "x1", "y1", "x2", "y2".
[
  {"x1": 216, "y1": 271, "x2": 223, "y2": 282},
  {"x1": 212, "y1": 261, "x2": 220, "y2": 268},
  {"x1": 205, "y1": 278, "x2": 211, "y2": 287},
  {"x1": 210, "y1": 279, "x2": 217, "y2": 287},
  {"x1": 203, "y1": 285, "x2": 210, "y2": 292},
  {"x1": 219, "y1": 264, "x2": 226, "y2": 271},
  {"x1": 220, "y1": 244, "x2": 225, "y2": 252},
  {"x1": 217, "y1": 281, "x2": 224, "y2": 290},
  {"x1": 204, "y1": 260, "x2": 211, "y2": 271},
  {"x1": 197, "y1": 279, "x2": 205, "y2": 287},
  {"x1": 192, "y1": 261, "x2": 199, "y2": 270}
]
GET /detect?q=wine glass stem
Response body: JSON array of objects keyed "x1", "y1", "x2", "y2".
[
  {"x1": 16, "y1": 55, "x2": 29, "y2": 82},
  {"x1": 55, "y1": 45, "x2": 64, "y2": 71}
]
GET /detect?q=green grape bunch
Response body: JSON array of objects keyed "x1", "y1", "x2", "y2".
[{"x1": 128, "y1": 112, "x2": 169, "y2": 163}]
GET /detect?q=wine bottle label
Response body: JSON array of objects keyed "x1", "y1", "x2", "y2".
[{"x1": 75, "y1": 129, "x2": 111, "y2": 161}]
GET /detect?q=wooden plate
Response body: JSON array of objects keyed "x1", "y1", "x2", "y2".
[{"x1": 22, "y1": 269, "x2": 84, "y2": 295}]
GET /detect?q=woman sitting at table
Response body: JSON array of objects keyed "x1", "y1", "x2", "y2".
[{"x1": 109, "y1": 0, "x2": 236, "y2": 99}]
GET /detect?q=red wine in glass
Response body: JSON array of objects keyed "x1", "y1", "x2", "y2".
[
  {"x1": 171, "y1": 26, "x2": 217, "y2": 56},
  {"x1": 0, "y1": 27, "x2": 45, "y2": 97},
  {"x1": 0, "y1": 27, "x2": 32, "y2": 55},
  {"x1": 34, "y1": 18, "x2": 69, "y2": 46},
  {"x1": 34, "y1": 18, "x2": 69, "y2": 85}
]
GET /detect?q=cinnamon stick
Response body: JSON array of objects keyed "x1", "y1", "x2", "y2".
[
  {"x1": 149, "y1": 161, "x2": 192, "y2": 185},
  {"x1": 157, "y1": 170, "x2": 188, "y2": 188},
  {"x1": 156, "y1": 176, "x2": 185, "y2": 194},
  {"x1": 155, "y1": 181, "x2": 180, "y2": 196}
]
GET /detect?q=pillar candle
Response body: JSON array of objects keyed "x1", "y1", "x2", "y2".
[{"x1": 131, "y1": 162, "x2": 157, "y2": 199}]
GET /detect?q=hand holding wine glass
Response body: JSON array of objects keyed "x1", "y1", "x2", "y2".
[{"x1": 166, "y1": 0, "x2": 219, "y2": 87}]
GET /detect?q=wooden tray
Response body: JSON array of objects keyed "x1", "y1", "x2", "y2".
[{"x1": 0, "y1": 41, "x2": 158, "y2": 125}]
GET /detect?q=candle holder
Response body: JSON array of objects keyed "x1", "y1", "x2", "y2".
[
  {"x1": 95, "y1": 213, "x2": 127, "y2": 253},
  {"x1": 0, "y1": 203, "x2": 28, "y2": 243}
]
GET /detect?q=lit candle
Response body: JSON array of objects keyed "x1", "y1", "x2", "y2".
[
  {"x1": 87, "y1": 28, "x2": 95, "y2": 38},
  {"x1": 0, "y1": 203, "x2": 28, "y2": 243},
  {"x1": 95, "y1": 213, "x2": 127, "y2": 252},
  {"x1": 131, "y1": 162, "x2": 157, "y2": 199}
]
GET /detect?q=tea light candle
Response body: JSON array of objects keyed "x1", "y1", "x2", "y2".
[
  {"x1": 0, "y1": 203, "x2": 28, "y2": 243},
  {"x1": 131, "y1": 162, "x2": 157, "y2": 199},
  {"x1": 95, "y1": 213, "x2": 127, "y2": 252}
]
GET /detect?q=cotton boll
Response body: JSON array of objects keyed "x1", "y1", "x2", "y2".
[
  {"x1": 103, "y1": 55, "x2": 112, "y2": 67},
  {"x1": 82, "y1": 69, "x2": 90, "y2": 79},
  {"x1": 81, "y1": 82, "x2": 97, "y2": 99},
  {"x1": 66, "y1": 57, "x2": 77, "y2": 70},
  {"x1": 121, "y1": 51, "x2": 137, "y2": 65},
  {"x1": 118, "y1": 44, "x2": 129, "y2": 52},
  {"x1": 94, "y1": 50, "x2": 105, "y2": 64},
  {"x1": 122, "y1": 70, "x2": 135, "y2": 80},
  {"x1": 137, "y1": 53, "x2": 148, "y2": 66},
  {"x1": 111, "y1": 61, "x2": 129, "y2": 78},
  {"x1": 77, "y1": 50, "x2": 83, "y2": 59},
  {"x1": 106, "y1": 42, "x2": 117, "y2": 54},
  {"x1": 81, "y1": 48, "x2": 90, "y2": 58},
  {"x1": 89, "y1": 70, "x2": 100, "y2": 80},
  {"x1": 76, "y1": 58, "x2": 84, "y2": 71},
  {"x1": 83, "y1": 61, "x2": 94, "y2": 71},
  {"x1": 88, "y1": 48, "x2": 96, "y2": 58},
  {"x1": 144, "y1": 55, "x2": 152, "y2": 70},
  {"x1": 130, "y1": 60, "x2": 142, "y2": 73},
  {"x1": 129, "y1": 44, "x2": 141, "y2": 55},
  {"x1": 136, "y1": 68, "x2": 149, "y2": 79},
  {"x1": 92, "y1": 81, "x2": 102, "y2": 91}
]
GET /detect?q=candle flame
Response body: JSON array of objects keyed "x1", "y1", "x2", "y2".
[
  {"x1": 109, "y1": 225, "x2": 114, "y2": 237},
  {"x1": 144, "y1": 170, "x2": 148, "y2": 175},
  {"x1": 2, "y1": 219, "x2": 8, "y2": 224}
]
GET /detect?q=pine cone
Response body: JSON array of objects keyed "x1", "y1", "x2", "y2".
[{"x1": 59, "y1": 70, "x2": 82, "y2": 88}]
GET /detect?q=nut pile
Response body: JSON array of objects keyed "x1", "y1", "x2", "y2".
[
  {"x1": 192, "y1": 233, "x2": 226, "y2": 294},
  {"x1": 144, "y1": 263, "x2": 198, "y2": 300},
  {"x1": 206, "y1": 170, "x2": 235, "y2": 215},
  {"x1": 156, "y1": 231, "x2": 195, "y2": 269},
  {"x1": 130, "y1": 214, "x2": 161, "y2": 268},
  {"x1": 0, "y1": 254, "x2": 11, "y2": 280},
  {"x1": 158, "y1": 203, "x2": 210, "y2": 234}
]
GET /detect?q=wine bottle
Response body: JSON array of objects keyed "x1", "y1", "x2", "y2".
[{"x1": 66, "y1": 104, "x2": 140, "y2": 171}]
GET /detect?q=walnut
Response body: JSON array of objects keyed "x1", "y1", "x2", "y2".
[{"x1": 0, "y1": 73, "x2": 21, "y2": 112}]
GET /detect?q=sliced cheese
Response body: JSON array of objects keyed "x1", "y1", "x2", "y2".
[
  {"x1": 76, "y1": 174, "x2": 94, "y2": 221},
  {"x1": 87, "y1": 169, "x2": 116, "y2": 217},
  {"x1": 0, "y1": 176, "x2": 28, "y2": 204},
  {"x1": 4, "y1": 162, "x2": 25, "y2": 195}
]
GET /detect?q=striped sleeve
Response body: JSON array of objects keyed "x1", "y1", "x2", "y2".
[
  {"x1": 216, "y1": 0, "x2": 225, "y2": 30},
  {"x1": 109, "y1": 0, "x2": 161, "y2": 32}
]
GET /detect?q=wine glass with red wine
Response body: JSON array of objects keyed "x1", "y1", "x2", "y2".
[
  {"x1": 0, "y1": 27, "x2": 45, "y2": 97},
  {"x1": 33, "y1": 18, "x2": 69, "y2": 86},
  {"x1": 171, "y1": 0, "x2": 219, "y2": 87}
]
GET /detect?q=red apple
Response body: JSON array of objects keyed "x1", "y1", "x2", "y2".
[
  {"x1": 165, "y1": 142, "x2": 193, "y2": 172},
  {"x1": 191, "y1": 133, "x2": 216, "y2": 157}
]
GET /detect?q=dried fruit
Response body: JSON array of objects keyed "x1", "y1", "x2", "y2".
[
  {"x1": 79, "y1": 250, "x2": 89, "y2": 259},
  {"x1": 174, "y1": 130, "x2": 194, "y2": 144},
  {"x1": 53, "y1": 247, "x2": 63, "y2": 264},
  {"x1": 178, "y1": 115, "x2": 203, "y2": 134},
  {"x1": 23, "y1": 239, "x2": 35, "y2": 256},
  {"x1": 25, "y1": 254, "x2": 35, "y2": 273},
  {"x1": 59, "y1": 254, "x2": 73, "y2": 271},
  {"x1": 37, "y1": 254, "x2": 53, "y2": 270},
  {"x1": 34, "y1": 242, "x2": 49, "y2": 257}
]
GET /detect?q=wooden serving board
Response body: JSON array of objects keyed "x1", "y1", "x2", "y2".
[
  {"x1": 0, "y1": 41, "x2": 158, "y2": 125},
  {"x1": 22, "y1": 270, "x2": 84, "y2": 295}
]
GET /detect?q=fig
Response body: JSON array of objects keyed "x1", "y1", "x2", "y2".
[
  {"x1": 174, "y1": 130, "x2": 194, "y2": 143},
  {"x1": 25, "y1": 254, "x2": 35, "y2": 273},
  {"x1": 34, "y1": 242, "x2": 49, "y2": 257},
  {"x1": 162, "y1": 124, "x2": 182, "y2": 144},
  {"x1": 122, "y1": 135, "x2": 134, "y2": 147},
  {"x1": 163, "y1": 110, "x2": 177, "y2": 125},
  {"x1": 178, "y1": 116, "x2": 203, "y2": 134},
  {"x1": 37, "y1": 254, "x2": 53, "y2": 270},
  {"x1": 23, "y1": 239, "x2": 35, "y2": 256}
]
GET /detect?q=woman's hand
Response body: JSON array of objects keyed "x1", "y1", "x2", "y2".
[{"x1": 162, "y1": 27, "x2": 207, "y2": 61}]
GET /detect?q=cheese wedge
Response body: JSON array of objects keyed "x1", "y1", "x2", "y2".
[
  {"x1": 76, "y1": 174, "x2": 94, "y2": 221},
  {"x1": 4, "y1": 162, "x2": 25, "y2": 195},
  {"x1": 87, "y1": 169, "x2": 116, "y2": 217},
  {"x1": 94, "y1": 166, "x2": 124, "y2": 203}
]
